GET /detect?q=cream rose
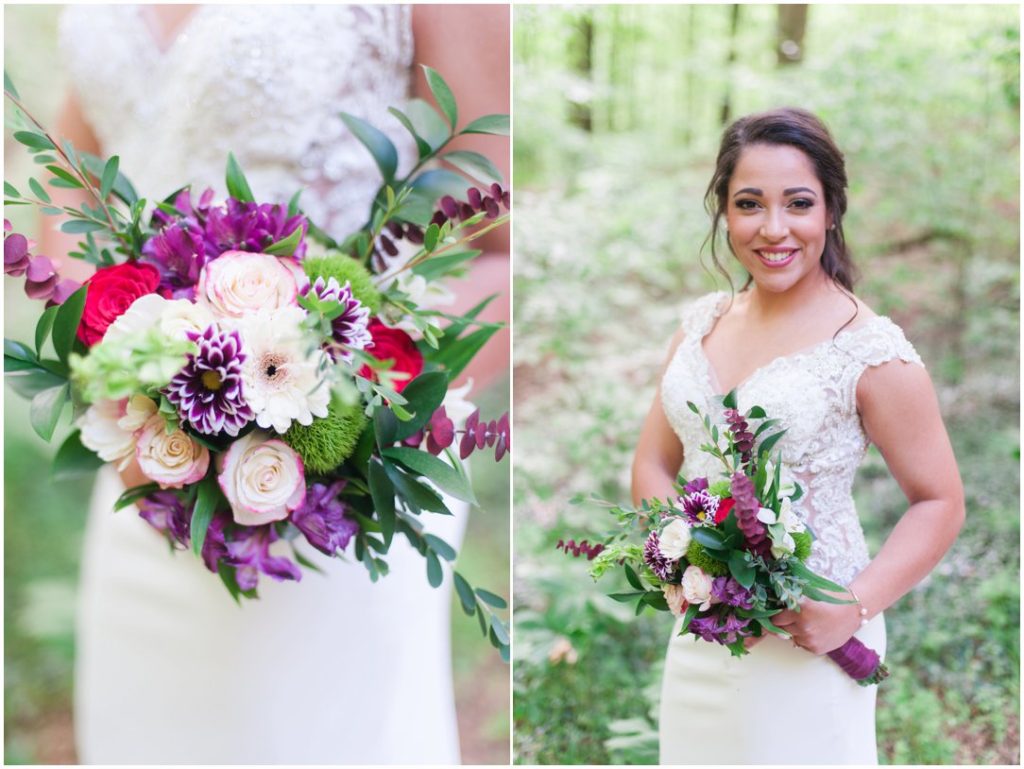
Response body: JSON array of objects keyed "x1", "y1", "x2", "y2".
[
  {"x1": 680, "y1": 564, "x2": 715, "y2": 611},
  {"x1": 117, "y1": 394, "x2": 158, "y2": 432},
  {"x1": 658, "y1": 517, "x2": 692, "y2": 560},
  {"x1": 197, "y1": 251, "x2": 297, "y2": 318},
  {"x1": 662, "y1": 583, "x2": 689, "y2": 618},
  {"x1": 217, "y1": 431, "x2": 305, "y2": 526},
  {"x1": 78, "y1": 399, "x2": 136, "y2": 470},
  {"x1": 135, "y1": 414, "x2": 210, "y2": 488}
]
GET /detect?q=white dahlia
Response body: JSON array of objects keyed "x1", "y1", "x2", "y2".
[{"x1": 234, "y1": 306, "x2": 330, "y2": 434}]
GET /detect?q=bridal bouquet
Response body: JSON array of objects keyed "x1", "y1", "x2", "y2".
[
  {"x1": 561, "y1": 391, "x2": 888, "y2": 685},
  {"x1": 3, "y1": 68, "x2": 510, "y2": 657}
]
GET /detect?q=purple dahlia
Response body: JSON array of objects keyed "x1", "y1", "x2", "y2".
[
  {"x1": 303, "y1": 276, "x2": 372, "y2": 362},
  {"x1": 681, "y1": 489, "x2": 721, "y2": 526},
  {"x1": 290, "y1": 480, "x2": 359, "y2": 555},
  {"x1": 166, "y1": 324, "x2": 255, "y2": 436},
  {"x1": 643, "y1": 530, "x2": 673, "y2": 581}
]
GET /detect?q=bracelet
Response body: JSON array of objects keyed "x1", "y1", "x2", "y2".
[{"x1": 847, "y1": 586, "x2": 870, "y2": 627}]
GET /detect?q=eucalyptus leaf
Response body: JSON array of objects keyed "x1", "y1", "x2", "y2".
[
  {"x1": 4, "y1": 70, "x2": 20, "y2": 98},
  {"x1": 426, "y1": 549, "x2": 443, "y2": 588},
  {"x1": 489, "y1": 615, "x2": 510, "y2": 646},
  {"x1": 46, "y1": 165, "x2": 83, "y2": 188},
  {"x1": 99, "y1": 156, "x2": 119, "y2": 200},
  {"x1": 60, "y1": 219, "x2": 105, "y2": 235},
  {"x1": 475, "y1": 588, "x2": 508, "y2": 609},
  {"x1": 453, "y1": 571, "x2": 477, "y2": 615},
  {"x1": 4, "y1": 182, "x2": 19, "y2": 197},
  {"x1": 405, "y1": 98, "x2": 450, "y2": 150},
  {"x1": 442, "y1": 150, "x2": 503, "y2": 185},
  {"x1": 13, "y1": 131, "x2": 55, "y2": 151},
  {"x1": 28, "y1": 177, "x2": 51, "y2": 204}
]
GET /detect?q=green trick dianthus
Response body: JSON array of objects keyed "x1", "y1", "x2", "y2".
[
  {"x1": 303, "y1": 253, "x2": 382, "y2": 313},
  {"x1": 792, "y1": 530, "x2": 812, "y2": 561},
  {"x1": 684, "y1": 539, "x2": 729, "y2": 577},
  {"x1": 283, "y1": 399, "x2": 368, "y2": 475}
]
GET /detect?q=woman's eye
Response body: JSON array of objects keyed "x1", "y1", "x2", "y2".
[
  {"x1": 735, "y1": 199, "x2": 759, "y2": 211},
  {"x1": 790, "y1": 198, "x2": 814, "y2": 210}
]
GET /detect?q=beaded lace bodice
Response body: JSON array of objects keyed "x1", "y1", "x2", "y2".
[
  {"x1": 661, "y1": 291, "x2": 924, "y2": 585},
  {"x1": 59, "y1": 4, "x2": 415, "y2": 237}
]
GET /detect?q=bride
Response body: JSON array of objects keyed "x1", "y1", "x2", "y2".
[
  {"x1": 633, "y1": 108, "x2": 964, "y2": 764},
  {"x1": 42, "y1": 4, "x2": 509, "y2": 763}
]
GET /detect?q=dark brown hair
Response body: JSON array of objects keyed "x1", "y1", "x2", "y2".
[{"x1": 702, "y1": 107, "x2": 859, "y2": 293}]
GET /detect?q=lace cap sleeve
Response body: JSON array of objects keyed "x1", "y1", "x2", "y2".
[
  {"x1": 841, "y1": 317, "x2": 925, "y2": 409},
  {"x1": 679, "y1": 291, "x2": 728, "y2": 339}
]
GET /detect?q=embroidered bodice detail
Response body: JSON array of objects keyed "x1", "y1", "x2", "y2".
[
  {"x1": 661, "y1": 291, "x2": 924, "y2": 584},
  {"x1": 59, "y1": 5, "x2": 415, "y2": 237}
]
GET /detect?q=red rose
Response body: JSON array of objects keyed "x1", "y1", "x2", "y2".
[
  {"x1": 78, "y1": 261, "x2": 161, "y2": 346},
  {"x1": 714, "y1": 497, "x2": 735, "y2": 524},
  {"x1": 358, "y1": 319, "x2": 423, "y2": 392}
]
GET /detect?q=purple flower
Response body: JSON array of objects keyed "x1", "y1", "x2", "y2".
[
  {"x1": 4, "y1": 224, "x2": 82, "y2": 306},
  {"x1": 683, "y1": 477, "x2": 709, "y2": 495},
  {"x1": 224, "y1": 524, "x2": 302, "y2": 591},
  {"x1": 688, "y1": 615, "x2": 722, "y2": 643},
  {"x1": 302, "y1": 276, "x2": 372, "y2": 362},
  {"x1": 731, "y1": 471, "x2": 770, "y2": 556},
  {"x1": 204, "y1": 198, "x2": 307, "y2": 259},
  {"x1": 201, "y1": 514, "x2": 230, "y2": 574},
  {"x1": 711, "y1": 576, "x2": 754, "y2": 609},
  {"x1": 143, "y1": 220, "x2": 208, "y2": 299},
  {"x1": 680, "y1": 489, "x2": 720, "y2": 526},
  {"x1": 137, "y1": 490, "x2": 192, "y2": 547},
  {"x1": 643, "y1": 530, "x2": 673, "y2": 581},
  {"x1": 290, "y1": 480, "x2": 359, "y2": 556},
  {"x1": 166, "y1": 324, "x2": 255, "y2": 436},
  {"x1": 688, "y1": 612, "x2": 752, "y2": 645}
]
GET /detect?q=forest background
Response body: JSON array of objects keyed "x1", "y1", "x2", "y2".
[
  {"x1": 2, "y1": 5, "x2": 509, "y2": 764},
  {"x1": 513, "y1": 4, "x2": 1019, "y2": 765}
]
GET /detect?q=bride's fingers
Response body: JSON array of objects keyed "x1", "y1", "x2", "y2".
[
  {"x1": 743, "y1": 635, "x2": 764, "y2": 649},
  {"x1": 772, "y1": 609, "x2": 798, "y2": 627}
]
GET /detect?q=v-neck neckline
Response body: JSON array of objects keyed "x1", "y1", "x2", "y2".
[
  {"x1": 696, "y1": 292, "x2": 884, "y2": 397},
  {"x1": 136, "y1": 5, "x2": 204, "y2": 57}
]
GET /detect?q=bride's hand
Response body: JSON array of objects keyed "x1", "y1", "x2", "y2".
[
  {"x1": 118, "y1": 457, "x2": 150, "y2": 490},
  {"x1": 772, "y1": 598, "x2": 862, "y2": 655}
]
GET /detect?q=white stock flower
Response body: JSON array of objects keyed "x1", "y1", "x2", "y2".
[
  {"x1": 197, "y1": 251, "x2": 297, "y2": 318},
  {"x1": 756, "y1": 498, "x2": 805, "y2": 534},
  {"x1": 135, "y1": 414, "x2": 210, "y2": 488},
  {"x1": 662, "y1": 583, "x2": 689, "y2": 618},
  {"x1": 235, "y1": 306, "x2": 331, "y2": 434},
  {"x1": 217, "y1": 431, "x2": 305, "y2": 526},
  {"x1": 658, "y1": 517, "x2": 692, "y2": 560},
  {"x1": 78, "y1": 399, "x2": 136, "y2": 470},
  {"x1": 764, "y1": 459, "x2": 798, "y2": 499},
  {"x1": 680, "y1": 565, "x2": 715, "y2": 611}
]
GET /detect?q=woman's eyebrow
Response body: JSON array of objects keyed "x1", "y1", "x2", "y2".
[{"x1": 732, "y1": 186, "x2": 818, "y2": 197}]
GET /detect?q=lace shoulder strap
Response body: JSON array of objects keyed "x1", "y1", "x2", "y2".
[
  {"x1": 835, "y1": 316, "x2": 925, "y2": 410},
  {"x1": 679, "y1": 291, "x2": 728, "y2": 340}
]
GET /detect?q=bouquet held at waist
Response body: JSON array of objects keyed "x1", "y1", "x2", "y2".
[
  {"x1": 3, "y1": 67, "x2": 511, "y2": 658},
  {"x1": 560, "y1": 390, "x2": 888, "y2": 685}
]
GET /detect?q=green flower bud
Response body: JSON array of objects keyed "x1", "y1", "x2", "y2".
[{"x1": 792, "y1": 530, "x2": 813, "y2": 561}]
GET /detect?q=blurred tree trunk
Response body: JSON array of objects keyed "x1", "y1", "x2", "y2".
[
  {"x1": 776, "y1": 5, "x2": 808, "y2": 66},
  {"x1": 719, "y1": 4, "x2": 741, "y2": 126},
  {"x1": 682, "y1": 4, "x2": 697, "y2": 148},
  {"x1": 569, "y1": 11, "x2": 594, "y2": 132}
]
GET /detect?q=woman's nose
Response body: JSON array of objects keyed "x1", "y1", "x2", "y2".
[{"x1": 759, "y1": 210, "x2": 789, "y2": 240}]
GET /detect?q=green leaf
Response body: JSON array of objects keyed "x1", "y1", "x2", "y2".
[
  {"x1": 225, "y1": 152, "x2": 255, "y2": 203},
  {"x1": 412, "y1": 249, "x2": 479, "y2": 282},
  {"x1": 99, "y1": 156, "x2": 119, "y2": 199},
  {"x1": 34, "y1": 305, "x2": 59, "y2": 357},
  {"x1": 747, "y1": 405, "x2": 767, "y2": 419},
  {"x1": 728, "y1": 550, "x2": 756, "y2": 589},
  {"x1": 405, "y1": 98, "x2": 451, "y2": 150},
  {"x1": 722, "y1": 389, "x2": 738, "y2": 410},
  {"x1": 460, "y1": 114, "x2": 510, "y2": 136},
  {"x1": 430, "y1": 325, "x2": 498, "y2": 381},
  {"x1": 426, "y1": 549, "x2": 443, "y2": 587},
  {"x1": 453, "y1": 571, "x2": 477, "y2": 615},
  {"x1": 29, "y1": 383, "x2": 68, "y2": 442},
  {"x1": 424, "y1": 533, "x2": 457, "y2": 561},
  {"x1": 60, "y1": 219, "x2": 105, "y2": 235},
  {"x1": 423, "y1": 223, "x2": 441, "y2": 253},
  {"x1": 679, "y1": 603, "x2": 700, "y2": 634},
  {"x1": 190, "y1": 471, "x2": 222, "y2": 557},
  {"x1": 4, "y1": 181, "x2": 19, "y2": 197},
  {"x1": 787, "y1": 559, "x2": 849, "y2": 594},
  {"x1": 368, "y1": 459, "x2": 396, "y2": 547},
  {"x1": 383, "y1": 461, "x2": 451, "y2": 515},
  {"x1": 489, "y1": 615, "x2": 510, "y2": 647},
  {"x1": 755, "y1": 616, "x2": 789, "y2": 637},
  {"x1": 624, "y1": 564, "x2": 644, "y2": 591},
  {"x1": 217, "y1": 562, "x2": 244, "y2": 605},
  {"x1": 691, "y1": 526, "x2": 727, "y2": 550},
  {"x1": 475, "y1": 588, "x2": 508, "y2": 609},
  {"x1": 4, "y1": 338, "x2": 36, "y2": 364},
  {"x1": 13, "y1": 131, "x2": 55, "y2": 151},
  {"x1": 6, "y1": 366, "x2": 67, "y2": 399},
  {"x1": 52, "y1": 429, "x2": 104, "y2": 480},
  {"x1": 263, "y1": 225, "x2": 304, "y2": 256},
  {"x1": 287, "y1": 188, "x2": 303, "y2": 217},
  {"x1": 642, "y1": 590, "x2": 670, "y2": 611},
  {"x1": 46, "y1": 165, "x2": 83, "y2": 188},
  {"x1": 28, "y1": 177, "x2": 51, "y2": 204},
  {"x1": 381, "y1": 446, "x2": 476, "y2": 503},
  {"x1": 757, "y1": 429, "x2": 787, "y2": 460},
  {"x1": 292, "y1": 547, "x2": 326, "y2": 575},
  {"x1": 373, "y1": 407, "x2": 398, "y2": 447},
  {"x1": 113, "y1": 482, "x2": 160, "y2": 512},
  {"x1": 388, "y1": 106, "x2": 433, "y2": 159},
  {"x1": 339, "y1": 112, "x2": 398, "y2": 182},
  {"x1": 442, "y1": 150, "x2": 503, "y2": 186},
  {"x1": 4, "y1": 70, "x2": 20, "y2": 99},
  {"x1": 609, "y1": 591, "x2": 646, "y2": 602},
  {"x1": 52, "y1": 285, "x2": 87, "y2": 366},
  {"x1": 393, "y1": 371, "x2": 449, "y2": 440},
  {"x1": 421, "y1": 66, "x2": 457, "y2": 129}
]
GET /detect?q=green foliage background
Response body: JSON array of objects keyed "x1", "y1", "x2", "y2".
[
  {"x1": 3, "y1": 6, "x2": 509, "y2": 764},
  {"x1": 513, "y1": 4, "x2": 1019, "y2": 765}
]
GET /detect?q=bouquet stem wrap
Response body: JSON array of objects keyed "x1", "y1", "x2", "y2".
[{"x1": 827, "y1": 637, "x2": 889, "y2": 686}]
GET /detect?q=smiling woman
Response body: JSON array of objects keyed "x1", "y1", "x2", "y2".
[{"x1": 631, "y1": 108, "x2": 964, "y2": 764}]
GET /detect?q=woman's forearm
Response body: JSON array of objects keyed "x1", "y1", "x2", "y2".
[{"x1": 850, "y1": 497, "x2": 965, "y2": 619}]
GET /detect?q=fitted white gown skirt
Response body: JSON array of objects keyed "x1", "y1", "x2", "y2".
[
  {"x1": 75, "y1": 465, "x2": 466, "y2": 764},
  {"x1": 659, "y1": 613, "x2": 886, "y2": 765}
]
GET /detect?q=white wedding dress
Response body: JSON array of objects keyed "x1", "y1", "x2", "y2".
[
  {"x1": 61, "y1": 6, "x2": 465, "y2": 764},
  {"x1": 657, "y1": 291, "x2": 923, "y2": 765}
]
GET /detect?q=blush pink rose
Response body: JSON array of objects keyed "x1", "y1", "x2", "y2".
[
  {"x1": 196, "y1": 250, "x2": 297, "y2": 318},
  {"x1": 135, "y1": 414, "x2": 210, "y2": 488},
  {"x1": 217, "y1": 431, "x2": 305, "y2": 526}
]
